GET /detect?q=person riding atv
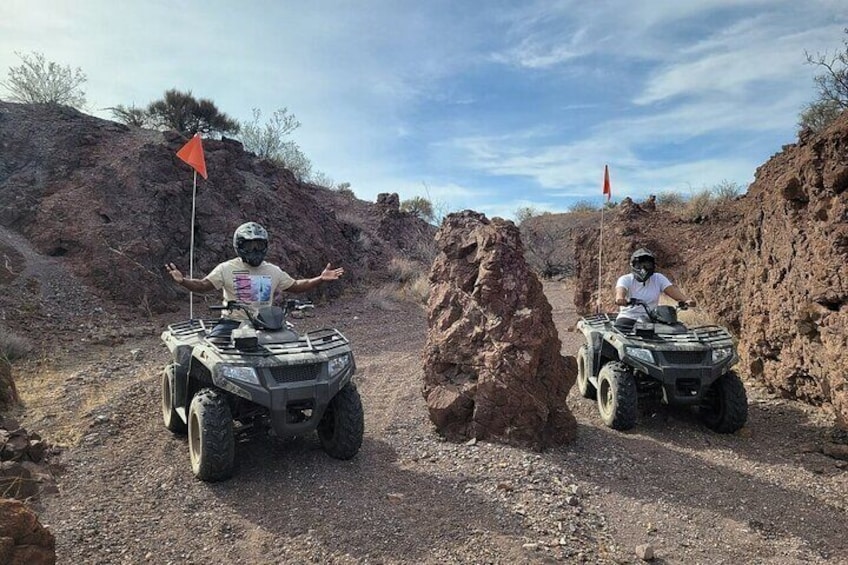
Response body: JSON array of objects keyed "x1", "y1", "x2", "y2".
[
  {"x1": 612, "y1": 248, "x2": 695, "y2": 331},
  {"x1": 165, "y1": 221, "x2": 344, "y2": 338},
  {"x1": 575, "y1": 248, "x2": 748, "y2": 433},
  {"x1": 161, "y1": 221, "x2": 362, "y2": 481}
]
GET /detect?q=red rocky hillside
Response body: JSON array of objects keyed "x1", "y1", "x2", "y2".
[
  {"x1": 0, "y1": 101, "x2": 433, "y2": 313},
  {"x1": 571, "y1": 114, "x2": 848, "y2": 428}
]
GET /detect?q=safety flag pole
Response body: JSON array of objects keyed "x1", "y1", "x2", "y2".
[
  {"x1": 176, "y1": 133, "x2": 209, "y2": 320},
  {"x1": 597, "y1": 165, "x2": 612, "y2": 313},
  {"x1": 189, "y1": 170, "x2": 198, "y2": 319}
]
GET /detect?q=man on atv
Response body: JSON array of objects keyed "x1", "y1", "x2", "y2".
[
  {"x1": 613, "y1": 248, "x2": 695, "y2": 332},
  {"x1": 165, "y1": 221, "x2": 343, "y2": 335}
]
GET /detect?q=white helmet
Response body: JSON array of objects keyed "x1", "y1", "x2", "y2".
[{"x1": 233, "y1": 222, "x2": 268, "y2": 267}]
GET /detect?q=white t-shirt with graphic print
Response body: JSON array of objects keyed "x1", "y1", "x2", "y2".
[
  {"x1": 205, "y1": 258, "x2": 296, "y2": 320},
  {"x1": 615, "y1": 272, "x2": 673, "y2": 321}
]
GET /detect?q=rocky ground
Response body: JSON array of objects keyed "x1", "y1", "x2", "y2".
[{"x1": 5, "y1": 273, "x2": 847, "y2": 564}]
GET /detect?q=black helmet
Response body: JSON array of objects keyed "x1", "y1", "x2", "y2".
[
  {"x1": 233, "y1": 222, "x2": 269, "y2": 267},
  {"x1": 630, "y1": 248, "x2": 655, "y2": 283}
]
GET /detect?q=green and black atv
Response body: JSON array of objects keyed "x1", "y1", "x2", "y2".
[
  {"x1": 160, "y1": 300, "x2": 363, "y2": 481},
  {"x1": 576, "y1": 301, "x2": 747, "y2": 433}
]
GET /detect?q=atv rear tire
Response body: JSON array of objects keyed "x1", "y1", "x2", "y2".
[
  {"x1": 597, "y1": 362, "x2": 638, "y2": 431},
  {"x1": 188, "y1": 388, "x2": 235, "y2": 481},
  {"x1": 161, "y1": 364, "x2": 187, "y2": 434},
  {"x1": 318, "y1": 384, "x2": 364, "y2": 460},
  {"x1": 699, "y1": 370, "x2": 748, "y2": 434},
  {"x1": 576, "y1": 346, "x2": 597, "y2": 400}
]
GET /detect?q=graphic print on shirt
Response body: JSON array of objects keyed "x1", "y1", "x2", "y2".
[{"x1": 233, "y1": 271, "x2": 273, "y2": 303}]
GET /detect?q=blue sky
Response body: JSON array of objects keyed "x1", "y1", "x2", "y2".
[{"x1": 1, "y1": 1, "x2": 846, "y2": 220}]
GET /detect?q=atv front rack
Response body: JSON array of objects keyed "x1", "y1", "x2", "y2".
[
  {"x1": 164, "y1": 319, "x2": 350, "y2": 358},
  {"x1": 578, "y1": 314, "x2": 735, "y2": 346}
]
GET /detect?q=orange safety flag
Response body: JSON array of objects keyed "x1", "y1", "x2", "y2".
[
  {"x1": 176, "y1": 133, "x2": 208, "y2": 179},
  {"x1": 602, "y1": 164, "x2": 611, "y2": 201}
]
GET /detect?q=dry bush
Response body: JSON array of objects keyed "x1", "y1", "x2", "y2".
[
  {"x1": 402, "y1": 272, "x2": 430, "y2": 305},
  {"x1": 569, "y1": 200, "x2": 598, "y2": 213},
  {"x1": 684, "y1": 189, "x2": 715, "y2": 221},
  {"x1": 712, "y1": 180, "x2": 743, "y2": 203},
  {"x1": 365, "y1": 285, "x2": 401, "y2": 311},
  {"x1": 656, "y1": 191, "x2": 687, "y2": 210},
  {"x1": 387, "y1": 256, "x2": 421, "y2": 284},
  {"x1": 407, "y1": 237, "x2": 438, "y2": 264},
  {"x1": 0, "y1": 328, "x2": 33, "y2": 362}
]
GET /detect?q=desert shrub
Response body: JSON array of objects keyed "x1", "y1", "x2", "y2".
[
  {"x1": 1, "y1": 51, "x2": 86, "y2": 108},
  {"x1": 145, "y1": 89, "x2": 239, "y2": 137},
  {"x1": 684, "y1": 189, "x2": 715, "y2": 221},
  {"x1": 334, "y1": 182, "x2": 355, "y2": 198},
  {"x1": 712, "y1": 180, "x2": 742, "y2": 202},
  {"x1": 387, "y1": 256, "x2": 422, "y2": 284},
  {"x1": 514, "y1": 206, "x2": 538, "y2": 225},
  {"x1": 0, "y1": 329, "x2": 33, "y2": 362},
  {"x1": 404, "y1": 273, "x2": 430, "y2": 305},
  {"x1": 239, "y1": 107, "x2": 300, "y2": 158},
  {"x1": 365, "y1": 285, "x2": 401, "y2": 311},
  {"x1": 656, "y1": 191, "x2": 687, "y2": 210},
  {"x1": 569, "y1": 200, "x2": 597, "y2": 213},
  {"x1": 400, "y1": 196, "x2": 435, "y2": 222}
]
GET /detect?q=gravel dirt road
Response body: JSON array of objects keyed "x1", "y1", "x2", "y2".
[{"x1": 11, "y1": 280, "x2": 848, "y2": 564}]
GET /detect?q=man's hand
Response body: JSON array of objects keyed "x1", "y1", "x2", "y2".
[
  {"x1": 320, "y1": 263, "x2": 344, "y2": 281},
  {"x1": 165, "y1": 263, "x2": 184, "y2": 284}
]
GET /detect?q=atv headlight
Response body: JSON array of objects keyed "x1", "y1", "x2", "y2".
[
  {"x1": 626, "y1": 347, "x2": 654, "y2": 364},
  {"x1": 328, "y1": 353, "x2": 351, "y2": 377},
  {"x1": 711, "y1": 347, "x2": 734, "y2": 363},
  {"x1": 219, "y1": 366, "x2": 260, "y2": 385}
]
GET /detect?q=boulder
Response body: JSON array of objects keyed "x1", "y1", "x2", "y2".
[
  {"x1": 0, "y1": 498, "x2": 55, "y2": 565},
  {"x1": 423, "y1": 211, "x2": 577, "y2": 450}
]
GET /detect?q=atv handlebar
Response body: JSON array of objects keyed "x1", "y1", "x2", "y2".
[{"x1": 626, "y1": 298, "x2": 689, "y2": 311}]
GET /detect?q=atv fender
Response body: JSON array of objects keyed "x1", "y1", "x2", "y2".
[{"x1": 171, "y1": 345, "x2": 193, "y2": 416}]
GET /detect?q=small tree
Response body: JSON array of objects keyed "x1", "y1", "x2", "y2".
[
  {"x1": 514, "y1": 206, "x2": 538, "y2": 225},
  {"x1": 109, "y1": 103, "x2": 151, "y2": 127},
  {"x1": 400, "y1": 196, "x2": 435, "y2": 222},
  {"x1": 0, "y1": 51, "x2": 86, "y2": 108},
  {"x1": 799, "y1": 28, "x2": 848, "y2": 133},
  {"x1": 310, "y1": 170, "x2": 335, "y2": 188},
  {"x1": 146, "y1": 89, "x2": 239, "y2": 137},
  {"x1": 278, "y1": 141, "x2": 312, "y2": 181},
  {"x1": 239, "y1": 107, "x2": 301, "y2": 160}
]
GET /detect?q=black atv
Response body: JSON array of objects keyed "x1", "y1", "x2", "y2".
[
  {"x1": 160, "y1": 299, "x2": 363, "y2": 481},
  {"x1": 575, "y1": 301, "x2": 747, "y2": 433}
]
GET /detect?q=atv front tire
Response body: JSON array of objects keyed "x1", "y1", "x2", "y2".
[
  {"x1": 318, "y1": 384, "x2": 364, "y2": 460},
  {"x1": 576, "y1": 346, "x2": 597, "y2": 400},
  {"x1": 597, "y1": 362, "x2": 638, "y2": 431},
  {"x1": 699, "y1": 370, "x2": 748, "y2": 434},
  {"x1": 188, "y1": 388, "x2": 235, "y2": 481},
  {"x1": 161, "y1": 364, "x2": 187, "y2": 434}
]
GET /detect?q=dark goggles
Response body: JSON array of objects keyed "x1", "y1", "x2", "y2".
[
  {"x1": 632, "y1": 258, "x2": 655, "y2": 270},
  {"x1": 240, "y1": 240, "x2": 267, "y2": 253}
]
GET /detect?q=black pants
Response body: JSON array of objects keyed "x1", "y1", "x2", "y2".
[
  {"x1": 208, "y1": 319, "x2": 241, "y2": 338},
  {"x1": 613, "y1": 316, "x2": 637, "y2": 332}
]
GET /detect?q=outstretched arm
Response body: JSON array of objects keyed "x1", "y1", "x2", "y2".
[
  {"x1": 165, "y1": 263, "x2": 216, "y2": 293},
  {"x1": 286, "y1": 263, "x2": 345, "y2": 293},
  {"x1": 664, "y1": 284, "x2": 696, "y2": 306}
]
